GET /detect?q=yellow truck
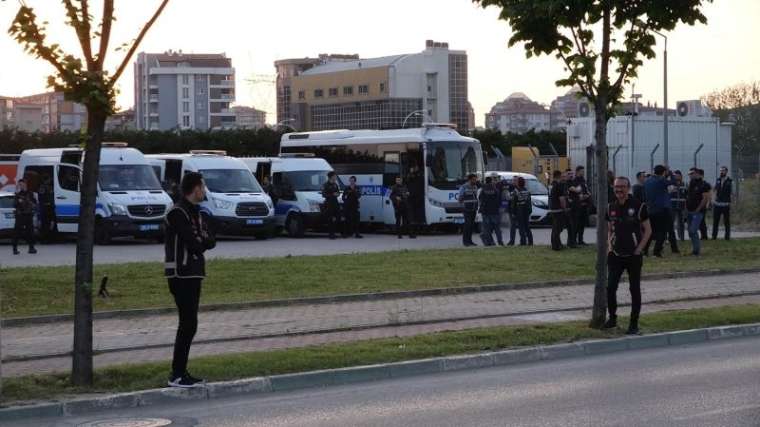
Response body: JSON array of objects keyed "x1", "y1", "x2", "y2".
[{"x1": 511, "y1": 146, "x2": 569, "y2": 185}]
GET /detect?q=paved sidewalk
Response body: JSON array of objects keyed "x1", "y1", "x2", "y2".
[{"x1": 3, "y1": 271, "x2": 759, "y2": 377}]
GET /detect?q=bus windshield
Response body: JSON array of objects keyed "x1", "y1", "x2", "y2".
[
  {"x1": 426, "y1": 141, "x2": 483, "y2": 189},
  {"x1": 99, "y1": 164, "x2": 162, "y2": 191},
  {"x1": 200, "y1": 169, "x2": 263, "y2": 193}
]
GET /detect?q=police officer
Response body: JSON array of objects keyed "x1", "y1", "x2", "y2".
[
  {"x1": 513, "y1": 176, "x2": 534, "y2": 246},
  {"x1": 549, "y1": 170, "x2": 567, "y2": 251},
  {"x1": 686, "y1": 168, "x2": 711, "y2": 256},
  {"x1": 458, "y1": 174, "x2": 479, "y2": 247},
  {"x1": 261, "y1": 175, "x2": 278, "y2": 207},
  {"x1": 670, "y1": 170, "x2": 687, "y2": 241},
  {"x1": 712, "y1": 166, "x2": 732, "y2": 240},
  {"x1": 390, "y1": 176, "x2": 415, "y2": 239},
  {"x1": 341, "y1": 175, "x2": 362, "y2": 239},
  {"x1": 604, "y1": 176, "x2": 652, "y2": 335},
  {"x1": 164, "y1": 172, "x2": 216, "y2": 388},
  {"x1": 322, "y1": 171, "x2": 342, "y2": 240},
  {"x1": 564, "y1": 169, "x2": 578, "y2": 247},
  {"x1": 12, "y1": 179, "x2": 37, "y2": 255},
  {"x1": 38, "y1": 175, "x2": 55, "y2": 241},
  {"x1": 569, "y1": 166, "x2": 591, "y2": 245},
  {"x1": 632, "y1": 171, "x2": 646, "y2": 203},
  {"x1": 505, "y1": 176, "x2": 518, "y2": 246},
  {"x1": 478, "y1": 176, "x2": 503, "y2": 246}
]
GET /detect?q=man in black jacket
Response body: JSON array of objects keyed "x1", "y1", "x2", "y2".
[
  {"x1": 390, "y1": 176, "x2": 416, "y2": 239},
  {"x1": 712, "y1": 166, "x2": 732, "y2": 240},
  {"x1": 164, "y1": 172, "x2": 216, "y2": 388},
  {"x1": 322, "y1": 172, "x2": 342, "y2": 240},
  {"x1": 12, "y1": 179, "x2": 37, "y2": 255},
  {"x1": 341, "y1": 176, "x2": 362, "y2": 238}
]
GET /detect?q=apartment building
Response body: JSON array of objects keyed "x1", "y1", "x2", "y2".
[
  {"x1": 134, "y1": 51, "x2": 236, "y2": 131},
  {"x1": 485, "y1": 93, "x2": 552, "y2": 134},
  {"x1": 231, "y1": 106, "x2": 266, "y2": 129},
  {"x1": 275, "y1": 40, "x2": 470, "y2": 132},
  {"x1": 12, "y1": 92, "x2": 87, "y2": 132}
]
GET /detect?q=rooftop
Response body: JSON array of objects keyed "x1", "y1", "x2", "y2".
[{"x1": 301, "y1": 54, "x2": 410, "y2": 75}]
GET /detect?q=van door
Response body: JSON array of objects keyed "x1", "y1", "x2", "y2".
[
  {"x1": 254, "y1": 161, "x2": 271, "y2": 183},
  {"x1": 382, "y1": 152, "x2": 400, "y2": 225},
  {"x1": 55, "y1": 164, "x2": 81, "y2": 233}
]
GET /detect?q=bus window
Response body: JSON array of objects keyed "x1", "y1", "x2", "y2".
[{"x1": 383, "y1": 152, "x2": 400, "y2": 187}]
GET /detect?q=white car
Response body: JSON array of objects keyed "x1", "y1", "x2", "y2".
[
  {"x1": 486, "y1": 171, "x2": 551, "y2": 226},
  {"x1": 0, "y1": 191, "x2": 16, "y2": 238}
]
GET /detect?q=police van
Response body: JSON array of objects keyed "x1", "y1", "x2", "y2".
[
  {"x1": 16, "y1": 144, "x2": 173, "y2": 243},
  {"x1": 0, "y1": 191, "x2": 15, "y2": 238},
  {"x1": 239, "y1": 156, "x2": 340, "y2": 237},
  {"x1": 147, "y1": 151, "x2": 275, "y2": 238}
]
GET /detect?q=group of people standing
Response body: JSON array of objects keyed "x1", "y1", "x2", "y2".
[{"x1": 549, "y1": 166, "x2": 592, "y2": 251}]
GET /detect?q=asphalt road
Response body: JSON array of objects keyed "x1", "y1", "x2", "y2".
[
  {"x1": 1, "y1": 227, "x2": 755, "y2": 268},
  {"x1": 12, "y1": 336, "x2": 760, "y2": 427}
]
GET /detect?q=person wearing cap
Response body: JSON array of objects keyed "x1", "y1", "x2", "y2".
[
  {"x1": 458, "y1": 174, "x2": 480, "y2": 247},
  {"x1": 685, "y1": 168, "x2": 712, "y2": 256}
]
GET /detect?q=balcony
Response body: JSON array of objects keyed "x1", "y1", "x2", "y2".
[
  {"x1": 149, "y1": 94, "x2": 159, "y2": 102},
  {"x1": 209, "y1": 79, "x2": 234, "y2": 88},
  {"x1": 210, "y1": 108, "x2": 234, "y2": 115}
]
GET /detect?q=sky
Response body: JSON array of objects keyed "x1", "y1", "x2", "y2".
[{"x1": 1, "y1": 0, "x2": 759, "y2": 127}]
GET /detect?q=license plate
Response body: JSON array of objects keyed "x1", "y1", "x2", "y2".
[
  {"x1": 139, "y1": 224, "x2": 160, "y2": 231},
  {"x1": 246, "y1": 219, "x2": 264, "y2": 225},
  {"x1": 453, "y1": 218, "x2": 465, "y2": 225}
]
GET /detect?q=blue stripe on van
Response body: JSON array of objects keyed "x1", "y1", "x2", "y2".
[{"x1": 56, "y1": 204, "x2": 105, "y2": 216}]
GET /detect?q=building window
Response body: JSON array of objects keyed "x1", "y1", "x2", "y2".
[
  {"x1": 358, "y1": 85, "x2": 369, "y2": 95},
  {"x1": 329, "y1": 88, "x2": 339, "y2": 97},
  {"x1": 182, "y1": 115, "x2": 190, "y2": 127},
  {"x1": 182, "y1": 102, "x2": 189, "y2": 113},
  {"x1": 181, "y1": 75, "x2": 189, "y2": 85},
  {"x1": 380, "y1": 82, "x2": 386, "y2": 93},
  {"x1": 182, "y1": 87, "x2": 189, "y2": 99},
  {"x1": 343, "y1": 86, "x2": 353, "y2": 96},
  {"x1": 314, "y1": 89, "x2": 324, "y2": 98},
  {"x1": 298, "y1": 90, "x2": 306, "y2": 100},
  {"x1": 197, "y1": 101, "x2": 203, "y2": 108}
]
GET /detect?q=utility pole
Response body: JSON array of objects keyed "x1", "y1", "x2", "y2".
[{"x1": 654, "y1": 31, "x2": 669, "y2": 166}]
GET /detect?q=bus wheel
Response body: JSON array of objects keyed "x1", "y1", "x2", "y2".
[
  {"x1": 95, "y1": 219, "x2": 111, "y2": 245},
  {"x1": 286, "y1": 214, "x2": 305, "y2": 238}
]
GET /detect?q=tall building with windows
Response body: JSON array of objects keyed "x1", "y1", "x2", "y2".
[
  {"x1": 11, "y1": 92, "x2": 87, "y2": 133},
  {"x1": 485, "y1": 93, "x2": 551, "y2": 134},
  {"x1": 275, "y1": 41, "x2": 470, "y2": 132},
  {"x1": 134, "y1": 51, "x2": 236, "y2": 131},
  {"x1": 231, "y1": 106, "x2": 267, "y2": 129}
]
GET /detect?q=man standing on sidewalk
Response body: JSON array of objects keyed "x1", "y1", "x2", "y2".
[
  {"x1": 712, "y1": 166, "x2": 732, "y2": 241},
  {"x1": 322, "y1": 171, "x2": 342, "y2": 240},
  {"x1": 686, "y1": 168, "x2": 712, "y2": 256},
  {"x1": 458, "y1": 174, "x2": 480, "y2": 247},
  {"x1": 604, "y1": 176, "x2": 652, "y2": 335},
  {"x1": 644, "y1": 165, "x2": 678, "y2": 257},
  {"x1": 165, "y1": 172, "x2": 216, "y2": 388},
  {"x1": 549, "y1": 170, "x2": 568, "y2": 251},
  {"x1": 670, "y1": 170, "x2": 687, "y2": 241},
  {"x1": 12, "y1": 179, "x2": 37, "y2": 255},
  {"x1": 569, "y1": 165, "x2": 591, "y2": 246},
  {"x1": 341, "y1": 176, "x2": 363, "y2": 239},
  {"x1": 478, "y1": 175, "x2": 503, "y2": 246}
]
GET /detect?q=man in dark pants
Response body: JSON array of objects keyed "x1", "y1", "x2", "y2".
[
  {"x1": 261, "y1": 175, "x2": 278, "y2": 207},
  {"x1": 644, "y1": 165, "x2": 678, "y2": 257},
  {"x1": 632, "y1": 171, "x2": 646, "y2": 203},
  {"x1": 164, "y1": 172, "x2": 216, "y2": 388},
  {"x1": 604, "y1": 176, "x2": 652, "y2": 335},
  {"x1": 505, "y1": 176, "x2": 518, "y2": 246},
  {"x1": 686, "y1": 168, "x2": 712, "y2": 256},
  {"x1": 390, "y1": 176, "x2": 415, "y2": 239},
  {"x1": 513, "y1": 176, "x2": 534, "y2": 246},
  {"x1": 322, "y1": 171, "x2": 342, "y2": 240},
  {"x1": 698, "y1": 168, "x2": 709, "y2": 240},
  {"x1": 341, "y1": 176, "x2": 362, "y2": 238},
  {"x1": 670, "y1": 170, "x2": 687, "y2": 241},
  {"x1": 479, "y1": 176, "x2": 503, "y2": 246},
  {"x1": 458, "y1": 174, "x2": 479, "y2": 247},
  {"x1": 12, "y1": 179, "x2": 37, "y2": 255},
  {"x1": 569, "y1": 166, "x2": 591, "y2": 245},
  {"x1": 549, "y1": 170, "x2": 568, "y2": 251},
  {"x1": 712, "y1": 166, "x2": 732, "y2": 240},
  {"x1": 38, "y1": 176, "x2": 55, "y2": 241},
  {"x1": 563, "y1": 169, "x2": 577, "y2": 247}
]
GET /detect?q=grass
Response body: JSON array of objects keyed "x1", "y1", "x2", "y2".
[
  {"x1": 2, "y1": 238, "x2": 760, "y2": 318},
  {"x1": 3, "y1": 303, "x2": 760, "y2": 405}
]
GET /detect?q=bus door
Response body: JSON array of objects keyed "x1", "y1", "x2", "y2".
[
  {"x1": 54, "y1": 163, "x2": 81, "y2": 233},
  {"x1": 404, "y1": 148, "x2": 426, "y2": 225},
  {"x1": 382, "y1": 152, "x2": 400, "y2": 225}
]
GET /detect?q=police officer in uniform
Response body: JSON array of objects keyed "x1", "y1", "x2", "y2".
[
  {"x1": 164, "y1": 172, "x2": 216, "y2": 388},
  {"x1": 505, "y1": 176, "x2": 518, "y2": 246},
  {"x1": 390, "y1": 176, "x2": 415, "y2": 239},
  {"x1": 322, "y1": 171, "x2": 342, "y2": 240},
  {"x1": 604, "y1": 176, "x2": 652, "y2": 335},
  {"x1": 569, "y1": 166, "x2": 591, "y2": 245},
  {"x1": 458, "y1": 174, "x2": 479, "y2": 247},
  {"x1": 670, "y1": 170, "x2": 687, "y2": 241},
  {"x1": 632, "y1": 171, "x2": 646, "y2": 203},
  {"x1": 564, "y1": 169, "x2": 578, "y2": 247},
  {"x1": 549, "y1": 170, "x2": 568, "y2": 251},
  {"x1": 38, "y1": 176, "x2": 55, "y2": 241},
  {"x1": 261, "y1": 175, "x2": 278, "y2": 207},
  {"x1": 341, "y1": 175, "x2": 362, "y2": 238},
  {"x1": 478, "y1": 176, "x2": 503, "y2": 246},
  {"x1": 712, "y1": 166, "x2": 732, "y2": 240},
  {"x1": 513, "y1": 176, "x2": 534, "y2": 246},
  {"x1": 12, "y1": 179, "x2": 37, "y2": 255}
]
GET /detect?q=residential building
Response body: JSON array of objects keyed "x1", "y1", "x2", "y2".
[
  {"x1": 485, "y1": 92, "x2": 551, "y2": 134},
  {"x1": 13, "y1": 91, "x2": 87, "y2": 132},
  {"x1": 275, "y1": 40, "x2": 470, "y2": 132},
  {"x1": 0, "y1": 96, "x2": 13, "y2": 129},
  {"x1": 134, "y1": 51, "x2": 236, "y2": 131},
  {"x1": 231, "y1": 106, "x2": 266, "y2": 129},
  {"x1": 105, "y1": 109, "x2": 136, "y2": 132}
]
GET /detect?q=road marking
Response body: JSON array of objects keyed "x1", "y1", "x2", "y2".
[{"x1": 673, "y1": 403, "x2": 760, "y2": 421}]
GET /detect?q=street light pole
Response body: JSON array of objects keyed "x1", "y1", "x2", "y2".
[
  {"x1": 402, "y1": 110, "x2": 426, "y2": 128},
  {"x1": 654, "y1": 30, "x2": 669, "y2": 166}
]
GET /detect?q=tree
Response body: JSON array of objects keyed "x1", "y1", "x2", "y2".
[
  {"x1": 8, "y1": 0, "x2": 170, "y2": 385},
  {"x1": 473, "y1": 0, "x2": 710, "y2": 328}
]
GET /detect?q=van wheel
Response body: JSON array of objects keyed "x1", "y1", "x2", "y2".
[
  {"x1": 95, "y1": 219, "x2": 111, "y2": 245},
  {"x1": 285, "y1": 214, "x2": 305, "y2": 238}
]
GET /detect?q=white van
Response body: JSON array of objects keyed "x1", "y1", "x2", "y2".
[
  {"x1": 486, "y1": 171, "x2": 551, "y2": 226},
  {"x1": 16, "y1": 144, "x2": 173, "y2": 243},
  {"x1": 147, "y1": 151, "x2": 275, "y2": 238},
  {"x1": 240, "y1": 156, "x2": 340, "y2": 237},
  {"x1": 0, "y1": 191, "x2": 15, "y2": 238}
]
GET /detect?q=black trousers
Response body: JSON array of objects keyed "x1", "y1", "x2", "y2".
[
  {"x1": 607, "y1": 254, "x2": 643, "y2": 319},
  {"x1": 574, "y1": 205, "x2": 588, "y2": 244},
  {"x1": 517, "y1": 210, "x2": 533, "y2": 245},
  {"x1": 344, "y1": 206, "x2": 360, "y2": 236},
  {"x1": 566, "y1": 208, "x2": 577, "y2": 246},
  {"x1": 508, "y1": 214, "x2": 518, "y2": 244},
  {"x1": 647, "y1": 211, "x2": 673, "y2": 256},
  {"x1": 12, "y1": 214, "x2": 35, "y2": 250},
  {"x1": 394, "y1": 205, "x2": 415, "y2": 237},
  {"x1": 699, "y1": 214, "x2": 708, "y2": 240},
  {"x1": 712, "y1": 206, "x2": 730, "y2": 240},
  {"x1": 325, "y1": 203, "x2": 341, "y2": 237},
  {"x1": 550, "y1": 211, "x2": 567, "y2": 251},
  {"x1": 462, "y1": 210, "x2": 477, "y2": 245},
  {"x1": 169, "y1": 278, "x2": 202, "y2": 378}
]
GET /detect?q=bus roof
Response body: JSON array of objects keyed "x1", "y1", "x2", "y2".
[{"x1": 280, "y1": 126, "x2": 478, "y2": 147}]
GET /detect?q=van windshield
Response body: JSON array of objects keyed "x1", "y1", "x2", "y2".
[
  {"x1": 279, "y1": 170, "x2": 341, "y2": 192},
  {"x1": 0, "y1": 196, "x2": 14, "y2": 209},
  {"x1": 200, "y1": 169, "x2": 263, "y2": 193},
  {"x1": 99, "y1": 165, "x2": 162, "y2": 191}
]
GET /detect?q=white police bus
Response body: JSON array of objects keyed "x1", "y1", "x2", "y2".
[{"x1": 279, "y1": 124, "x2": 484, "y2": 227}]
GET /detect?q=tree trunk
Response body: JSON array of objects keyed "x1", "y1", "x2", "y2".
[
  {"x1": 590, "y1": 99, "x2": 610, "y2": 329},
  {"x1": 71, "y1": 109, "x2": 106, "y2": 386}
]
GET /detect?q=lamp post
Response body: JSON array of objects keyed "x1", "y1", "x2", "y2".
[
  {"x1": 653, "y1": 30, "x2": 669, "y2": 166},
  {"x1": 630, "y1": 85, "x2": 642, "y2": 171},
  {"x1": 276, "y1": 118, "x2": 296, "y2": 132},
  {"x1": 402, "y1": 110, "x2": 426, "y2": 128}
]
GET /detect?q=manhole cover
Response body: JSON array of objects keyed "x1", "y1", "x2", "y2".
[{"x1": 78, "y1": 418, "x2": 173, "y2": 427}]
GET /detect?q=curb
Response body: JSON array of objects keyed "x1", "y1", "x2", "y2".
[
  {"x1": 4, "y1": 267, "x2": 760, "y2": 327},
  {"x1": 2, "y1": 322, "x2": 759, "y2": 421}
]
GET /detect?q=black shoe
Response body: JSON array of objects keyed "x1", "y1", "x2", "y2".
[
  {"x1": 409, "y1": 235, "x2": 417, "y2": 239},
  {"x1": 168, "y1": 373, "x2": 205, "y2": 388},
  {"x1": 671, "y1": 249, "x2": 680, "y2": 254},
  {"x1": 355, "y1": 234, "x2": 363, "y2": 239},
  {"x1": 29, "y1": 247, "x2": 37, "y2": 254},
  {"x1": 602, "y1": 316, "x2": 617, "y2": 329},
  {"x1": 13, "y1": 248, "x2": 19, "y2": 255},
  {"x1": 507, "y1": 241, "x2": 515, "y2": 246},
  {"x1": 578, "y1": 241, "x2": 588, "y2": 246},
  {"x1": 626, "y1": 324, "x2": 640, "y2": 335},
  {"x1": 329, "y1": 235, "x2": 337, "y2": 240},
  {"x1": 497, "y1": 241, "x2": 505, "y2": 247},
  {"x1": 653, "y1": 252, "x2": 663, "y2": 258}
]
